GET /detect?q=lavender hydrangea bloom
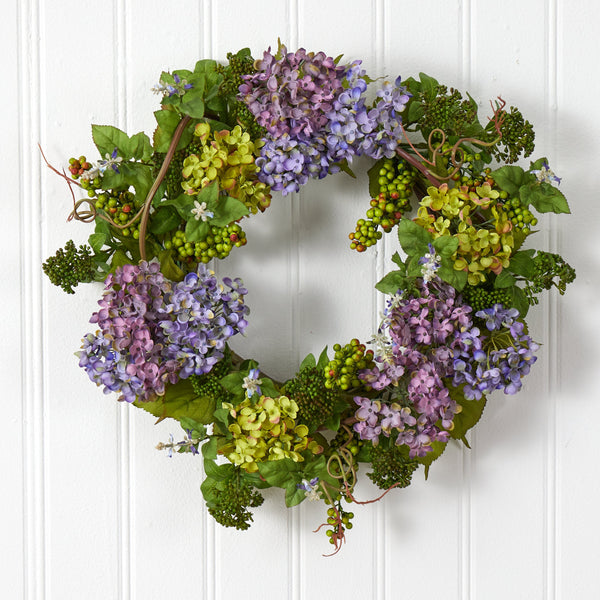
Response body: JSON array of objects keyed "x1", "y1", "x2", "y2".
[
  {"x1": 453, "y1": 304, "x2": 539, "y2": 398},
  {"x1": 240, "y1": 45, "x2": 410, "y2": 194},
  {"x1": 77, "y1": 263, "x2": 249, "y2": 403}
]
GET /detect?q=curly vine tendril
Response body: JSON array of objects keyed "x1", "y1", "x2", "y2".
[{"x1": 397, "y1": 96, "x2": 506, "y2": 184}]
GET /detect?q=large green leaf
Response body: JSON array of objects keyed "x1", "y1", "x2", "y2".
[
  {"x1": 375, "y1": 270, "x2": 408, "y2": 295},
  {"x1": 397, "y1": 218, "x2": 432, "y2": 257},
  {"x1": 448, "y1": 385, "x2": 487, "y2": 446},
  {"x1": 92, "y1": 125, "x2": 131, "y2": 158},
  {"x1": 491, "y1": 165, "x2": 526, "y2": 197},
  {"x1": 437, "y1": 264, "x2": 468, "y2": 291},
  {"x1": 133, "y1": 379, "x2": 216, "y2": 425},
  {"x1": 520, "y1": 182, "x2": 571, "y2": 214},
  {"x1": 211, "y1": 195, "x2": 250, "y2": 226},
  {"x1": 507, "y1": 249, "x2": 536, "y2": 278},
  {"x1": 433, "y1": 235, "x2": 459, "y2": 258},
  {"x1": 299, "y1": 353, "x2": 316, "y2": 371},
  {"x1": 494, "y1": 270, "x2": 517, "y2": 289},
  {"x1": 415, "y1": 440, "x2": 447, "y2": 479},
  {"x1": 148, "y1": 206, "x2": 182, "y2": 235}
]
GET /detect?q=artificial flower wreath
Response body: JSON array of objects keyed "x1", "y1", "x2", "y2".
[{"x1": 43, "y1": 43, "x2": 575, "y2": 554}]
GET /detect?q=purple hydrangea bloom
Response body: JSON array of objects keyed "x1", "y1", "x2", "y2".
[{"x1": 77, "y1": 263, "x2": 249, "y2": 403}]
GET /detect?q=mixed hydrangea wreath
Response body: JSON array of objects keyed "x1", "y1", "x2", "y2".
[{"x1": 43, "y1": 43, "x2": 575, "y2": 554}]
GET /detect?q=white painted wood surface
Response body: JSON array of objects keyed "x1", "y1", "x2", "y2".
[{"x1": 5, "y1": 1, "x2": 600, "y2": 598}]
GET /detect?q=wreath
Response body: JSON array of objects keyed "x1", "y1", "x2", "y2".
[{"x1": 43, "y1": 43, "x2": 575, "y2": 555}]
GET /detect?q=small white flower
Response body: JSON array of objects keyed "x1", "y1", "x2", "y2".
[
  {"x1": 531, "y1": 162, "x2": 561, "y2": 185},
  {"x1": 299, "y1": 478, "x2": 322, "y2": 501},
  {"x1": 191, "y1": 200, "x2": 213, "y2": 222}
]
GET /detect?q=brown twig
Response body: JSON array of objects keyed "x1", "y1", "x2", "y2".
[{"x1": 138, "y1": 114, "x2": 191, "y2": 260}]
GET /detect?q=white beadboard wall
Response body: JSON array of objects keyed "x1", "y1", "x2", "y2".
[{"x1": 4, "y1": 1, "x2": 600, "y2": 598}]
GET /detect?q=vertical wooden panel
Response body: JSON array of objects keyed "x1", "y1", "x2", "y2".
[
  {"x1": 4, "y1": 0, "x2": 25, "y2": 597},
  {"x1": 41, "y1": 1, "x2": 121, "y2": 598},
  {"x1": 468, "y1": 1, "x2": 551, "y2": 598},
  {"x1": 556, "y1": 1, "x2": 600, "y2": 598}
]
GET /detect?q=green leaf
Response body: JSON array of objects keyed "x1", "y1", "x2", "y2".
[
  {"x1": 337, "y1": 159, "x2": 356, "y2": 179},
  {"x1": 127, "y1": 131, "x2": 154, "y2": 161},
  {"x1": 433, "y1": 235, "x2": 459, "y2": 258},
  {"x1": 448, "y1": 385, "x2": 487, "y2": 446},
  {"x1": 88, "y1": 232, "x2": 108, "y2": 253},
  {"x1": 397, "y1": 218, "x2": 432, "y2": 257},
  {"x1": 201, "y1": 436, "x2": 217, "y2": 459},
  {"x1": 316, "y1": 347, "x2": 330, "y2": 370},
  {"x1": 219, "y1": 372, "x2": 246, "y2": 401},
  {"x1": 194, "y1": 59, "x2": 219, "y2": 75},
  {"x1": 212, "y1": 407, "x2": 232, "y2": 438},
  {"x1": 490, "y1": 165, "x2": 526, "y2": 197},
  {"x1": 494, "y1": 270, "x2": 517, "y2": 289},
  {"x1": 160, "y1": 193, "x2": 196, "y2": 220},
  {"x1": 181, "y1": 87, "x2": 206, "y2": 119},
  {"x1": 258, "y1": 458, "x2": 302, "y2": 488},
  {"x1": 153, "y1": 109, "x2": 195, "y2": 152},
  {"x1": 259, "y1": 377, "x2": 280, "y2": 399},
  {"x1": 299, "y1": 353, "x2": 316, "y2": 371},
  {"x1": 133, "y1": 379, "x2": 216, "y2": 425},
  {"x1": 510, "y1": 285, "x2": 530, "y2": 317},
  {"x1": 211, "y1": 195, "x2": 249, "y2": 227},
  {"x1": 415, "y1": 440, "x2": 447, "y2": 479},
  {"x1": 178, "y1": 416, "x2": 208, "y2": 439},
  {"x1": 391, "y1": 251, "x2": 405, "y2": 269},
  {"x1": 520, "y1": 182, "x2": 571, "y2": 214},
  {"x1": 91, "y1": 125, "x2": 131, "y2": 158},
  {"x1": 148, "y1": 206, "x2": 182, "y2": 235},
  {"x1": 285, "y1": 485, "x2": 307, "y2": 507},
  {"x1": 367, "y1": 158, "x2": 386, "y2": 197},
  {"x1": 528, "y1": 157, "x2": 549, "y2": 171},
  {"x1": 184, "y1": 216, "x2": 210, "y2": 242},
  {"x1": 437, "y1": 264, "x2": 468, "y2": 291},
  {"x1": 419, "y1": 72, "x2": 439, "y2": 101},
  {"x1": 157, "y1": 249, "x2": 185, "y2": 282},
  {"x1": 110, "y1": 249, "x2": 131, "y2": 270},
  {"x1": 203, "y1": 459, "x2": 234, "y2": 482},
  {"x1": 507, "y1": 249, "x2": 536, "y2": 278},
  {"x1": 375, "y1": 270, "x2": 407, "y2": 295}
]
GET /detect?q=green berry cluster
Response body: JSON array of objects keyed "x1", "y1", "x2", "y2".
[
  {"x1": 501, "y1": 196, "x2": 538, "y2": 232},
  {"x1": 420, "y1": 85, "x2": 477, "y2": 137},
  {"x1": 349, "y1": 158, "x2": 415, "y2": 252},
  {"x1": 285, "y1": 366, "x2": 340, "y2": 432},
  {"x1": 524, "y1": 251, "x2": 576, "y2": 305},
  {"x1": 42, "y1": 240, "x2": 96, "y2": 294},
  {"x1": 94, "y1": 189, "x2": 140, "y2": 238},
  {"x1": 367, "y1": 443, "x2": 419, "y2": 490},
  {"x1": 324, "y1": 339, "x2": 375, "y2": 391},
  {"x1": 462, "y1": 285, "x2": 512, "y2": 313},
  {"x1": 216, "y1": 51, "x2": 265, "y2": 140},
  {"x1": 325, "y1": 504, "x2": 354, "y2": 545},
  {"x1": 190, "y1": 359, "x2": 233, "y2": 405},
  {"x1": 165, "y1": 223, "x2": 247, "y2": 264},
  {"x1": 207, "y1": 477, "x2": 264, "y2": 530},
  {"x1": 489, "y1": 105, "x2": 535, "y2": 164}
]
